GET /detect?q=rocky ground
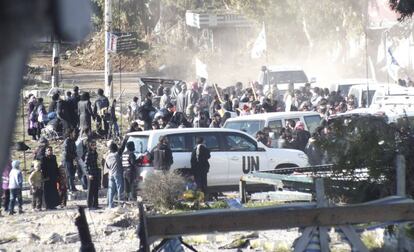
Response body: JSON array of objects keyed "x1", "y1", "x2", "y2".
[{"x1": 0, "y1": 188, "x2": 395, "y2": 252}]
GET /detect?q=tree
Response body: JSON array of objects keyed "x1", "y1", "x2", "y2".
[
  {"x1": 316, "y1": 114, "x2": 414, "y2": 203},
  {"x1": 389, "y1": 0, "x2": 414, "y2": 21},
  {"x1": 91, "y1": 0, "x2": 155, "y2": 35}
]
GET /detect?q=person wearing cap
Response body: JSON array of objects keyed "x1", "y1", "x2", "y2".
[{"x1": 8, "y1": 160, "x2": 23, "y2": 215}]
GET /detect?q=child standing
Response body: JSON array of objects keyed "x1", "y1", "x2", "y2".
[
  {"x1": 28, "y1": 161, "x2": 43, "y2": 211},
  {"x1": 8, "y1": 160, "x2": 23, "y2": 215},
  {"x1": 85, "y1": 140, "x2": 101, "y2": 209},
  {"x1": 57, "y1": 165, "x2": 68, "y2": 208}
]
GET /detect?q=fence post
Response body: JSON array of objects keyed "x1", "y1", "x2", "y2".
[
  {"x1": 396, "y1": 154, "x2": 406, "y2": 197},
  {"x1": 239, "y1": 179, "x2": 247, "y2": 204},
  {"x1": 396, "y1": 154, "x2": 407, "y2": 252},
  {"x1": 315, "y1": 178, "x2": 330, "y2": 252}
]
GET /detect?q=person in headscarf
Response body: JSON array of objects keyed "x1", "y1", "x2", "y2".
[
  {"x1": 78, "y1": 92, "x2": 94, "y2": 137},
  {"x1": 186, "y1": 82, "x2": 200, "y2": 106},
  {"x1": 290, "y1": 121, "x2": 311, "y2": 152},
  {"x1": 27, "y1": 95, "x2": 38, "y2": 140},
  {"x1": 190, "y1": 137, "x2": 211, "y2": 196},
  {"x1": 176, "y1": 83, "x2": 188, "y2": 113},
  {"x1": 8, "y1": 160, "x2": 23, "y2": 214},
  {"x1": 41, "y1": 146, "x2": 60, "y2": 210}
]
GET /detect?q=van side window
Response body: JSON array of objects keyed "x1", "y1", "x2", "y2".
[
  {"x1": 304, "y1": 115, "x2": 322, "y2": 133},
  {"x1": 268, "y1": 120, "x2": 283, "y2": 138},
  {"x1": 167, "y1": 134, "x2": 187, "y2": 152},
  {"x1": 268, "y1": 120, "x2": 282, "y2": 131},
  {"x1": 224, "y1": 133, "x2": 256, "y2": 151},
  {"x1": 191, "y1": 134, "x2": 220, "y2": 151}
]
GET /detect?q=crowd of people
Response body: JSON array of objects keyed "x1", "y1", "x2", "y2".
[{"x1": 1, "y1": 77, "x2": 370, "y2": 215}]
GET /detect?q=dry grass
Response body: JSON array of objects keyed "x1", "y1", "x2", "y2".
[{"x1": 142, "y1": 170, "x2": 186, "y2": 210}]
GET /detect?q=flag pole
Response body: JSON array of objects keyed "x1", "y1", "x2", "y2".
[{"x1": 264, "y1": 22, "x2": 268, "y2": 65}]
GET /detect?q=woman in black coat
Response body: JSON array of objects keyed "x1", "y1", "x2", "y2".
[
  {"x1": 191, "y1": 137, "x2": 211, "y2": 195},
  {"x1": 41, "y1": 146, "x2": 60, "y2": 209}
]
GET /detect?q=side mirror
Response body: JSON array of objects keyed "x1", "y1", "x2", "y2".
[{"x1": 310, "y1": 77, "x2": 317, "y2": 83}]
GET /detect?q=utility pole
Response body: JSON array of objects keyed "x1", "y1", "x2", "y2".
[
  {"x1": 51, "y1": 36, "x2": 60, "y2": 88},
  {"x1": 105, "y1": 0, "x2": 113, "y2": 99}
]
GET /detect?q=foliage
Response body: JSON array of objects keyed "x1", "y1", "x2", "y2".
[
  {"x1": 142, "y1": 170, "x2": 186, "y2": 210},
  {"x1": 389, "y1": 0, "x2": 414, "y2": 21},
  {"x1": 91, "y1": 0, "x2": 154, "y2": 35},
  {"x1": 317, "y1": 114, "x2": 414, "y2": 202}
]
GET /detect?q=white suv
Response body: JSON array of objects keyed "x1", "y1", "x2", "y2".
[{"x1": 123, "y1": 128, "x2": 309, "y2": 191}]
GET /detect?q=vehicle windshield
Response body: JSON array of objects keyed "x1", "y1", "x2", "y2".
[
  {"x1": 362, "y1": 90, "x2": 376, "y2": 106},
  {"x1": 126, "y1": 136, "x2": 149, "y2": 154},
  {"x1": 338, "y1": 84, "x2": 354, "y2": 97},
  {"x1": 224, "y1": 120, "x2": 265, "y2": 136},
  {"x1": 269, "y1": 71, "x2": 308, "y2": 84}
]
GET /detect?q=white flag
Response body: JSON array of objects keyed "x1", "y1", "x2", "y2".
[
  {"x1": 251, "y1": 23, "x2": 267, "y2": 59},
  {"x1": 195, "y1": 58, "x2": 208, "y2": 79}
]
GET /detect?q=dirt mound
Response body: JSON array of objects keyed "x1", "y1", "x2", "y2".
[{"x1": 66, "y1": 31, "x2": 153, "y2": 72}]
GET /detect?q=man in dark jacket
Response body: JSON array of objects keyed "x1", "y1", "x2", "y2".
[
  {"x1": 151, "y1": 136, "x2": 173, "y2": 171},
  {"x1": 291, "y1": 121, "x2": 311, "y2": 152},
  {"x1": 94, "y1": 88, "x2": 110, "y2": 137},
  {"x1": 56, "y1": 93, "x2": 71, "y2": 133},
  {"x1": 191, "y1": 137, "x2": 211, "y2": 195},
  {"x1": 85, "y1": 140, "x2": 101, "y2": 209},
  {"x1": 122, "y1": 141, "x2": 137, "y2": 201},
  {"x1": 62, "y1": 129, "x2": 78, "y2": 192},
  {"x1": 69, "y1": 87, "x2": 81, "y2": 128},
  {"x1": 140, "y1": 92, "x2": 155, "y2": 130}
]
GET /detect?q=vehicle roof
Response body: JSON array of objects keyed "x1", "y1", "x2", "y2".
[
  {"x1": 330, "y1": 78, "x2": 376, "y2": 85},
  {"x1": 337, "y1": 107, "x2": 414, "y2": 119},
  {"x1": 126, "y1": 127, "x2": 252, "y2": 137},
  {"x1": 348, "y1": 83, "x2": 390, "y2": 91},
  {"x1": 267, "y1": 65, "x2": 304, "y2": 72},
  {"x1": 225, "y1": 111, "x2": 320, "y2": 122}
]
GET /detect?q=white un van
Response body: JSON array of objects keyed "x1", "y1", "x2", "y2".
[
  {"x1": 222, "y1": 111, "x2": 321, "y2": 140},
  {"x1": 123, "y1": 128, "x2": 309, "y2": 192}
]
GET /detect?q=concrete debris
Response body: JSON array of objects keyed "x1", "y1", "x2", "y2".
[
  {"x1": 17, "y1": 232, "x2": 40, "y2": 243},
  {"x1": 63, "y1": 233, "x2": 80, "y2": 244},
  {"x1": 44, "y1": 233, "x2": 63, "y2": 244}
]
